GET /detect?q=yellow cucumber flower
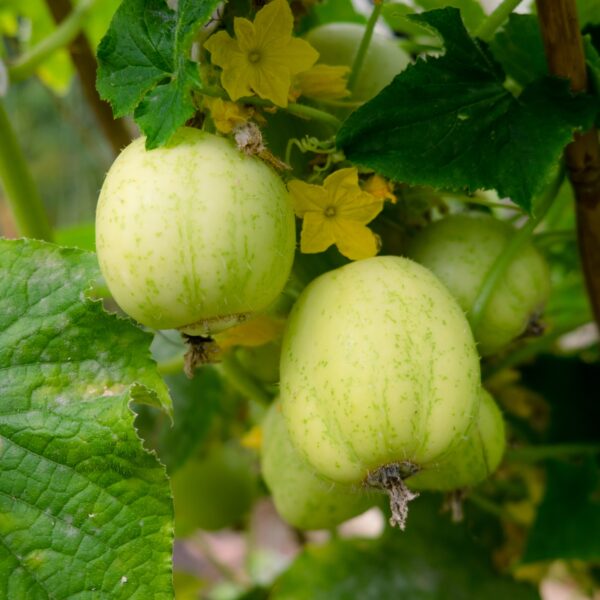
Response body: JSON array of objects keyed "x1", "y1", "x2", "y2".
[
  {"x1": 289, "y1": 167, "x2": 384, "y2": 261},
  {"x1": 364, "y1": 174, "x2": 398, "y2": 204},
  {"x1": 204, "y1": 97, "x2": 254, "y2": 133},
  {"x1": 295, "y1": 64, "x2": 350, "y2": 100},
  {"x1": 204, "y1": 0, "x2": 319, "y2": 107}
]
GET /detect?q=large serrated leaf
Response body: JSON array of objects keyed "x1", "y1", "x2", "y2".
[
  {"x1": 337, "y1": 8, "x2": 597, "y2": 211},
  {"x1": 0, "y1": 239, "x2": 174, "y2": 599},
  {"x1": 96, "y1": 0, "x2": 220, "y2": 148}
]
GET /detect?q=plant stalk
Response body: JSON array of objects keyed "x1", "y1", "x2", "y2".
[
  {"x1": 347, "y1": 0, "x2": 384, "y2": 94},
  {"x1": 475, "y1": 0, "x2": 525, "y2": 42},
  {"x1": 198, "y1": 86, "x2": 342, "y2": 129},
  {"x1": 506, "y1": 443, "x2": 600, "y2": 463},
  {"x1": 0, "y1": 101, "x2": 53, "y2": 241},
  {"x1": 8, "y1": 0, "x2": 96, "y2": 82},
  {"x1": 536, "y1": 0, "x2": 600, "y2": 336}
]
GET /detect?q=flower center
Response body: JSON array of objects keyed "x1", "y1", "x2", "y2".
[
  {"x1": 324, "y1": 206, "x2": 337, "y2": 218},
  {"x1": 247, "y1": 50, "x2": 261, "y2": 64}
]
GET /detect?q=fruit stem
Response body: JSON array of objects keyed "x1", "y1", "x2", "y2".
[
  {"x1": 366, "y1": 462, "x2": 419, "y2": 530},
  {"x1": 0, "y1": 100, "x2": 53, "y2": 241},
  {"x1": 198, "y1": 86, "x2": 342, "y2": 129},
  {"x1": 8, "y1": 0, "x2": 97, "y2": 82},
  {"x1": 483, "y1": 315, "x2": 592, "y2": 379},
  {"x1": 505, "y1": 442, "x2": 600, "y2": 463},
  {"x1": 474, "y1": 0, "x2": 525, "y2": 42},
  {"x1": 469, "y1": 168, "x2": 564, "y2": 332},
  {"x1": 218, "y1": 353, "x2": 271, "y2": 408},
  {"x1": 347, "y1": 0, "x2": 384, "y2": 95}
]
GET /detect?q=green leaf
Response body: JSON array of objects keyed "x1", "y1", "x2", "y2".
[
  {"x1": 414, "y1": 0, "x2": 485, "y2": 33},
  {"x1": 577, "y1": 0, "x2": 600, "y2": 28},
  {"x1": 337, "y1": 8, "x2": 597, "y2": 211},
  {"x1": 96, "y1": 0, "x2": 219, "y2": 148},
  {"x1": 523, "y1": 459, "x2": 600, "y2": 562},
  {"x1": 0, "y1": 239, "x2": 174, "y2": 599},
  {"x1": 273, "y1": 497, "x2": 540, "y2": 600},
  {"x1": 488, "y1": 14, "x2": 547, "y2": 87}
]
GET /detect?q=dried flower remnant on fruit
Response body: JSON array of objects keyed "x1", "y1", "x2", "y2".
[
  {"x1": 288, "y1": 167, "x2": 384, "y2": 260},
  {"x1": 204, "y1": 0, "x2": 318, "y2": 107},
  {"x1": 364, "y1": 174, "x2": 397, "y2": 204},
  {"x1": 294, "y1": 64, "x2": 350, "y2": 100},
  {"x1": 234, "y1": 122, "x2": 289, "y2": 170}
]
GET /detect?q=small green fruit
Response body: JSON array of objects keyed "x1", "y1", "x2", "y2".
[
  {"x1": 280, "y1": 256, "x2": 480, "y2": 528},
  {"x1": 262, "y1": 402, "x2": 375, "y2": 530},
  {"x1": 407, "y1": 389, "x2": 505, "y2": 492},
  {"x1": 96, "y1": 128, "x2": 295, "y2": 335},
  {"x1": 171, "y1": 444, "x2": 257, "y2": 535},
  {"x1": 408, "y1": 213, "x2": 551, "y2": 355},
  {"x1": 305, "y1": 23, "x2": 410, "y2": 101}
]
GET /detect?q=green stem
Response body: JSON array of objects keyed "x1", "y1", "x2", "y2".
[
  {"x1": 0, "y1": 100, "x2": 53, "y2": 240},
  {"x1": 218, "y1": 353, "x2": 271, "y2": 408},
  {"x1": 469, "y1": 171, "x2": 563, "y2": 332},
  {"x1": 156, "y1": 354, "x2": 185, "y2": 377},
  {"x1": 198, "y1": 86, "x2": 342, "y2": 129},
  {"x1": 467, "y1": 492, "x2": 519, "y2": 522},
  {"x1": 505, "y1": 443, "x2": 600, "y2": 463},
  {"x1": 483, "y1": 315, "x2": 592, "y2": 379},
  {"x1": 8, "y1": 0, "x2": 96, "y2": 82},
  {"x1": 347, "y1": 0, "x2": 383, "y2": 94},
  {"x1": 474, "y1": 0, "x2": 525, "y2": 42}
]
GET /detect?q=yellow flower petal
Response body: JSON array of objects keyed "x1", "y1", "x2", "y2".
[
  {"x1": 277, "y1": 37, "x2": 320, "y2": 76},
  {"x1": 288, "y1": 179, "x2": 329, "y2": 216},
  {"x1": 364, "y1": 174, "x2": 397, "y2": 204},
  {"x1": 204, "y1": 97, "x2": 252, "y2": 134},
  {"x1": 300, "y1": 211, "x2": 336, "y2": 254},
  {"x1": 221, "y1": 65, "x2": 254, "y2": 101},
  {"x1": 254, "y1": 0, "x2": 293, "y2": 47},
  {"x1": 323, "y1": 167, "x2": 384, "y2": 224},
  {"x1": 204, "y1": 30, "x2": 242, "y2": 67},
  {"x1": 332, "y1": 220, "x2": 380, "y2": 260},
  {"x1": 241, "y1": 425, "x2": 263, "y2": 450},
  {"x1": 323, "y1": 167, "x2": 362, "y2": 205},
  {"x1": 233, "y1": 17, "x2": 256, "y2": 52},
  {"x1": 250, "y1": 63, "x2": 292, "y2": 107},
  {"x1": 337, "y1": 191, "x2": 384, "y2": 224},
  {"x1": 296, "y1": 64, "x2": 350, "y2": 100},
  {"x1": 215, "y1": 315, "x2": 285, "y2": 349}
]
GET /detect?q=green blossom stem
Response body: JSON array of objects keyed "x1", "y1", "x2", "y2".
[
  {"x1": 197, "y1": 86, "x2": 342, "y2": 129},
  {"x1": 0, "y1": 100, "x2": 53, "y2": 240},
  {"x1": 474, "y1": 0, "x2": 525, "y2": 42},
  {"x1": 505, "y1": 443, "x2": 600, "y2": 463},
  {"x1": 347, "y1": 0, "x2": 384, "y2": 94},
  {"x1": 8, "y1": 0, "x2": 96, "y2": 83},
  {"x1": 469, "y1": 170, "x2": 564, "y2": 332},
  {"x1": 218, "y1": 353, "x2": 271, "y2": 408}
]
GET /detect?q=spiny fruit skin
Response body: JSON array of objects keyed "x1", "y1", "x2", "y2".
[
  {"x1": 171, "y1": 444, "x2": 257, "y2": 535},
  {"x1": 262, "y1": 402, "x2": 376, "y2": 530},
  {"x1": 407, "y1": 389, "x2": 506, "y2": 492},
  {"x1": 280, "y1": 256, "x2": 481, "y2": 486},
  {"x1": 408, "y1": 213, "x2": 551, "y2": 355},
  {"x1": 305, "y1": 23, "x2": 411, "y2": 102},
  {"x1": 96, "y1": 128, "x2": 295, "y2": 335}
]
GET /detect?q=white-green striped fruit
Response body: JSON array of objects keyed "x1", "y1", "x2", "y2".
[
  {"x1": 407, "y1": 389, "x2": 505, "y2": 492},
  {"x1": 305, "y1": 23, "x2": 411, "y2": 102},
  {"x1": 262, "y1": 402, "x2": 375, "y2": 530},
  {"x1": 408, "y1": 213, "x2": 551, "y2": 355},
  {"x1": 280, "y1": 256, "x2": 480, "y2": 528},
  {"x1": 96, "y1": 128, "x2": 295, "y2": 335}
]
